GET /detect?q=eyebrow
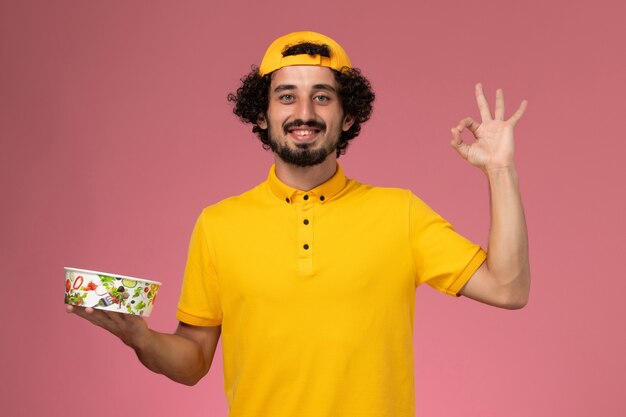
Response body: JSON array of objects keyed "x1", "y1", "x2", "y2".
[
  {"x1": 272, "y1": 83, "x2": 337, "y2": 93},
  {"x1": 273, "y1": 84, "x2": 296, "y2": 93},
  {"x1": 312, "y1": 84, "x2": 337, "y2": 93}
]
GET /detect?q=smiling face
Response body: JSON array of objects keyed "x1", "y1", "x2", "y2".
[{"x1": 258, "y1": 66, "x2": 355, "y2": 167}]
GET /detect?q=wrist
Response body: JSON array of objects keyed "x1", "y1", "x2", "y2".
[
  {"x1": 484, "y1": 165, "x2": 521, "y2": 194},
  {"x1": 126, "y1": 323, "x2": 152, "y2": 352},
  {"x1": 484, "y1": 164, "x2": 518, "y2": 179}
]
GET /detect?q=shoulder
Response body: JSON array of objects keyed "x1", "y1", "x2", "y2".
[
  {"x1": 198, "y1": 182, "x2": 268, "y2": 221},
  {"x1": 338, "y1": 180, "x2": 430, "y2": 221},
  {"x1": 345, "y1": 179, "x2": 419, "y2": 206},
  {"x1": 347, "y1": 179, "x2": 443, "y2": 225}
]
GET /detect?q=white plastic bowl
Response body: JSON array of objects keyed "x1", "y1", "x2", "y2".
[{"x1": 64, "y1": 267, "x2": 161, "y2": 317}]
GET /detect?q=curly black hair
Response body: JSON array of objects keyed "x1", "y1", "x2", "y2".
[{"x1": 227, "y1": 43, "x2": 375, "y2": 157}]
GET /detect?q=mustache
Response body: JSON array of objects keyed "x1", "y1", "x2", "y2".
[{"x1": 283, "y1": 119, "x2": 326, "y2": 134}]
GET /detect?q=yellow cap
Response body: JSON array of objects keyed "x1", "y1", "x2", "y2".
[{"x1": 259, "y1": 31, "x2": 352, "y2": 76}]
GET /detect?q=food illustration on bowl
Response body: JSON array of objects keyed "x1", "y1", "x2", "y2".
[{"x1": 64, "y1": 267, "x2": 161, "y2": 317}]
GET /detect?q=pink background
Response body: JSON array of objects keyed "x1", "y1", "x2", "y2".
[{"x1": 2, "y1": 0, "x2": 625, "y2": 416}]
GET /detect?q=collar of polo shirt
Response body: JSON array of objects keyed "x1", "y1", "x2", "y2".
[{"x1": 267, "y1": 164, "x2": 348, "y2": 204}]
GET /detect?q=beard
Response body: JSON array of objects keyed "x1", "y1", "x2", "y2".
[{"x1": 267, "y1": 119, "x2": 340, "y2": 167}]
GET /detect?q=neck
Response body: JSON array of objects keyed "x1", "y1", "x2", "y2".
[{"x1": 274, "y1": 154, "x2": 338, "y2": 191}]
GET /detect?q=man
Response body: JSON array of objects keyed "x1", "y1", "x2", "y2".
[{"x1": 67, "y1": 31, "x2": 530, "y2": 416}]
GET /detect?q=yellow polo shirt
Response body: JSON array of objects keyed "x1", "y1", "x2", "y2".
[{"x1": 177, "y1": 164, "x2": 486, "y2": 417}]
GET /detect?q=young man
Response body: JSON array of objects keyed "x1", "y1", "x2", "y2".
[{"x1": 67, "y1": 31, "x2": 530, "y2": 417}]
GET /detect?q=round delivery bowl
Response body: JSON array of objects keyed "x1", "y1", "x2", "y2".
[{"x1": 64, "y1": 267, "x2": 161, "y2": 317}]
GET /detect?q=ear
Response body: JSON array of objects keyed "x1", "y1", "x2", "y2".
[
  {"x1": 342, "y1": 114, "x2": 356, "y2": 132},
  {"x1": 257, "y1": 113, "x2": 268, "y2": 129}
]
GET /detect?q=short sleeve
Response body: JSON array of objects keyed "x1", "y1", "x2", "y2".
[
  {"x1": 176, "y1": 210, "x2": 223, "y2": 326},
  {"x1": 409, "y1": 192, "x2": 487, "y2": 296}
]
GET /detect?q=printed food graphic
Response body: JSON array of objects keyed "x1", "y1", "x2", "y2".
[{"x1": 64, "y1": 268, "x2": 160, "y2": 317}]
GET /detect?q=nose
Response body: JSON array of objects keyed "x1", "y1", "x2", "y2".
[{"x1": 295, "y1": 97, "x2": 315, "y2": 121}]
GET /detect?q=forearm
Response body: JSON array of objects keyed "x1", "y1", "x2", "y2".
[
  {"x1": 485, "y1": 166, "x2": 530, "y2": 304},
  {"x1": 132, "y1": 329, "x2": 209, "y2": 386},
  {"x1": 67, "y1": 305, "x2": 217, "y2": 385}
]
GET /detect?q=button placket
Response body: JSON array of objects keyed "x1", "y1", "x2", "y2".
[{"x1": 296, "y1": 196, "x2": 314, "y2": 275}]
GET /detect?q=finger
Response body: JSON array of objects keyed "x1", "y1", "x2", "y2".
[
  {"x1": 66, "y1": 303, "x2": 87, "y2": 316},
  {"x1": 507, "y1": 99, "x2": 528, "y2": 126},
  {"x1": 456, "y1": 117, "x2": 481, "y2": 137},
  {"x1": 475, "y1": 83, "x2": 492, "y2": 121},
  {"x1": 450, "y1": 127, "x2": 470, "y2": 160},
  {"x1": 68, "y1": 304, "x2": 117, "y2": 328},
  {"x1": 67, "y1": 304, "x2": 95, "y2": 317},
  {"x1": 494, "y1": 88, "x2": 505, "y2": 120}
]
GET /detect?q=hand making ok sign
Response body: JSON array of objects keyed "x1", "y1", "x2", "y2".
[{"x1": 451, "y1": 83, "x2": 528, "y2": 173}]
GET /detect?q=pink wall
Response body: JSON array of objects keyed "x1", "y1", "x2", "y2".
[{"x1": 2, "y1": 0, "x2": 624, "y2": 416}]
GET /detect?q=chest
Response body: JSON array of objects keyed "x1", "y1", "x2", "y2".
[{"x1": 211, "y1": 201, "x2": 415, "y2": 312}]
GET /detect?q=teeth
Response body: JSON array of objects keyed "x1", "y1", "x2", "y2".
[{"x1": 293, "y1": 130, "x2": 315, "y2": 136}]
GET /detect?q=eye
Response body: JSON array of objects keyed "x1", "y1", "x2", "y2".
[
  {"x1": 313, "y1": 95, "x2": 331, "y2": 103},
  {"x1": 278, "y1": 94, "x2": 295, "y2": 103}
]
